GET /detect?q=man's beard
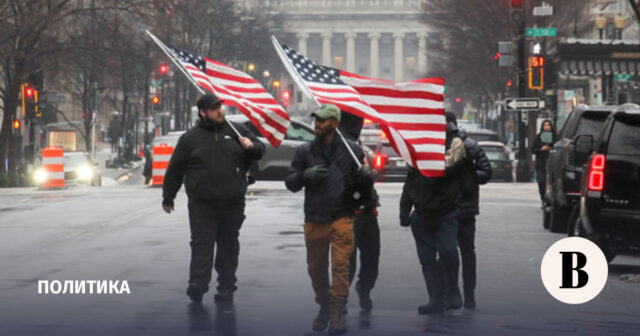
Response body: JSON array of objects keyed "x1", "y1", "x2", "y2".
[{"x1": 201, "y1": 114, "x2": 223, "y2": 126}]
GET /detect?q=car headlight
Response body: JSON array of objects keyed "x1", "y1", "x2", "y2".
[
  {"x1": 76, "y1": 165, "x2": 94, "y2": 180},
  {"x1": 34, "y1": 168, "x2": 47, "y2": 183}
]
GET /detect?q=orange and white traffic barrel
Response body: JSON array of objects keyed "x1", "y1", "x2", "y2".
[
  {"x1": 40, "y1": 146, "x2": 65, "y2": 189},
  {"x1": 152, "y1": 143, "x2": 173, "y2": 187}
]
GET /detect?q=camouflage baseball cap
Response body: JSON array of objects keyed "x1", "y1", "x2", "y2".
[{"x1": 311, "y1": 104, "x2": 341, "y2": 122}]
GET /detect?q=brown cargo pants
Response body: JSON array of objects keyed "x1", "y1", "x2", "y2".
[{"x1": 304, "y1": 216, "x2": 355, "y2": 305}]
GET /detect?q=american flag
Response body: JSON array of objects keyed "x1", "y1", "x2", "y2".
[
  {"x1": 166, "y1": 45, "x2": 290, "y2": 147},
  {"x1": 273, "y1": 40, "x2": 446, "y2": 177}
]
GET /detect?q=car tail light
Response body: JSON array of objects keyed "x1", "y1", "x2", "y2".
[
  {"x1": 374, "y1": 154, "x2": 387, "y2": 170},
  {"x1": 588, "y1": 154, "x2": 606, "y2": 191},
  {"x1": 381, "y1": 131, "x2": 387, "y2": 139}
]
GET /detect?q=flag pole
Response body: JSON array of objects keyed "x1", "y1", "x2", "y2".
[
  {"x1": 144, "y1": 30, "x2": 242, "y2": 138},
  {"x1": 271, "y1": 35, "x2": 362, "y2": 168}
]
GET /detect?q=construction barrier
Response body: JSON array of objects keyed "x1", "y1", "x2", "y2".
[
  {"x1": 41, "y1": 146, "x2": 65, "y2": 189},
  {"x1": 152, "y1": 143, "x2": 173, "y2": 187}
]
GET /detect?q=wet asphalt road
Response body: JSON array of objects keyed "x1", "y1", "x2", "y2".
[{"x1": 1, "y1": 181, "x2": 639, "y2": 336}]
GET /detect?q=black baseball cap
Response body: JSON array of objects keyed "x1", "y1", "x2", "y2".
[{"x1": 197, "y1": 94, "x2": 224, "y2": 110}]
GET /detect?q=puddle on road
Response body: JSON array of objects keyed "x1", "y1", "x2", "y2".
[
  {"x1": 276, "y1": 243, "x2": 304, "y2": 250},
  {"x1": 277, "y1": 231, "x2": 303, "y2": 236}
]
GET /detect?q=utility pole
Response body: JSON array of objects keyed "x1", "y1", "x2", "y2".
[{"x1": 511, "y1": 0, "x2": 530, "y2": 182}]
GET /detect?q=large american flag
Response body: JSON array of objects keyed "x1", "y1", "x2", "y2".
[
  {"x1": 273, "y1": 39, "x2": 446, "y2": 177},
  {"x1": 166, "y1": 45, "x2": 290, "y2": 147}
]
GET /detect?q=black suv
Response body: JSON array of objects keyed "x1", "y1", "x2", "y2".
[
  {"x1": 568, "y1": 104, "x2": 640, "y2": 262},
  {"x1": 543, "y1": 105, "x2": 616, "y2": 233}
]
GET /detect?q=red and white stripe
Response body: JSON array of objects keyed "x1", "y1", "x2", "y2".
[
  {"x1": 340, "y1": 72, "x2": 446, "y2": 176},
  {"x1": 179, "y1": 58, "x2": 290, "y2": 147}
]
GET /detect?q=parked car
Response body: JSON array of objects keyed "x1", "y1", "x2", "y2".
[
  {"x1": 543, "y1": 104, "x2": 616, "y2": 233},
  {"x1": 568, "y1": 104, "x2": 640, "y2": 262},
  {"x1": 464, "y1": 128, "x2": 501, "y2": 143},
  {"x1": 34, "y1": 152, "x2": 101, "y2": 187},
  {"x1": 478, "y1": 141, "x2": 513, "y2": 182}
]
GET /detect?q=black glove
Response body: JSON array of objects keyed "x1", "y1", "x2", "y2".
[
  {"x1": 303, "y1": 165, "x2": 329, "y2": 181},
  {"x1": 400, "y1": 215, "x2": 410, "y2": 227}
]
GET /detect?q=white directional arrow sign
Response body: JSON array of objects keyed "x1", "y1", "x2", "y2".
[{"x1": 504, "y1": 98, "x2": 546, "y2": 111}]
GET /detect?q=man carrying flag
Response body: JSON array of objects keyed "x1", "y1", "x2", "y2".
[
  {"x1": 162, "y1": 93, "x2": 265, "y2": 303},
  {"x1": 285, "y1": 104, "x2": 373, "y2": 335}
]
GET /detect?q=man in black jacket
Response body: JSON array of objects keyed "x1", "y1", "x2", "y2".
[
  {"x1": 457, "y1": 129, "x2": 492, "y2": 309},
  {"x1": 162, "y1": 94, "x2": 265, "y2": 303},
  {"x1": 399, "y1": 112, "x2": 466, "y2": 315},
  {"x1": 285, "y1": 104, "x2": 372, "y2": 335}
]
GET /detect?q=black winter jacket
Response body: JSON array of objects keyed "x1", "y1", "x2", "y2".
[
  {"x1": 458, "y1": 131, "x2": 492, "y2": 219},
  {"x1": 400, "y1": 123, "x2": 466, "y2": 220},
  {"x1": 162, "y1": 120, "x2": 265, "y2": 206},
  {"x1": 531, "y1": 133, "x2": 556, "y2": 171},
  {"x1": 285, "y1": 135, "x2": 366, "y2": 222}
]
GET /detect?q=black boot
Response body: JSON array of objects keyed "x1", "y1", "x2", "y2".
[
  {"x1": 464, "y1": 288, "x2": 476, "y2": 309},
  {"x1": 418, "y1": 264, "x2": 444, "y2": 315},
  {"x1": 442, "y1": 255, "x2": 462, "y2": 310}
]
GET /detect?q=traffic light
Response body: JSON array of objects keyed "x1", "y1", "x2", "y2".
[
  {"x1": 510, "y1": 0, "x2": 523, "y2": 22},
  {"x1": 159, "y1": 64, "x2": 169, "y2": 75},
  {"x1": 528, "y1": 56, "x2": 545, "y2": 90},
  {"x1": 152, "y1": 96, "x2": 160, "y2": 105},
  {"x1": 272, "y1": 80, "x2": 281, "y2": 88},
  {"x1": 13, "y1": 119, "x2": 21, "y2": 131}
]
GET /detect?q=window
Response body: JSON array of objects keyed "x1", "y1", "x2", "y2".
[
  {"x1": 575, "y1": 113, "x2": 608, "y2": 138},
  {"x1": 286, "y1": 122, "x2": 316, "y2": 141},
  {"x1": 608, "y1": 116, "x2": 640, "y2": 156}
]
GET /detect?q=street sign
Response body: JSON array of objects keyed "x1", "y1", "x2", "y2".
[
  {"x1": 526, "y1": 28, "x2": 557, "y2": 37},
  {"x1": 505, "y1": 98, "x2": 546, "y2": 111},
  {"x1": 614, "y1": 74, "x2": 632, "y2": 82},
  {"x1": 533, "y1": 6, "x2": 553, "y2": 16}
]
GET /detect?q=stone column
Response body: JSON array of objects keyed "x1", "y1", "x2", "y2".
[
  {"x1": 394, "y1": 31, "x2": 404, "y2": 82},
  {"x1": 417, "y1": 32, "x2": 427, "y2": 75},
  {"x1": 297, "y1": 32, "x2": 309, "y2": 56},
  {"x1": 368, "y1": 32, "x2": 380, "y2": 78},
  {"x1": 322, "y1": 31, "x2": 332, "y2": 66},
  {"x1": 346, "y1": 32, "x2": 356, "y2": 72}
]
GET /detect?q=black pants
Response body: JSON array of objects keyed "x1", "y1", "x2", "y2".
[
  {"x1": 348, "y1": 210, "x2": 380, "y2": 293},
  {"x1": 187, "y1": 199, "x2": 245, "y2": 292},
  {"x1": 536, "y1": 168, "x2": 546, "y2": 201},
  {"x1": 457, "y1": 216, "x2": 476, "y2": 295}
]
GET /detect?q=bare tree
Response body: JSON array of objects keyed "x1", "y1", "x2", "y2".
[{"x1": 0, "y1": 0, "x2": 75, "y2": 181}]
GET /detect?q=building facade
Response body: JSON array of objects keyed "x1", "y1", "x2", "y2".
[{"x1": 247, "y1": 0, "x2": 428, "y2": 82}]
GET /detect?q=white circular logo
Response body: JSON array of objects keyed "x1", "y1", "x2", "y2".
[{"x1": 540, "y1": 237, "x2": 608, "y2": 304}]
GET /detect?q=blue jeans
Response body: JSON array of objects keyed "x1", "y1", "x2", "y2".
[{"x1": 410, "y1": 209, "x2": 460, "y2": 267}]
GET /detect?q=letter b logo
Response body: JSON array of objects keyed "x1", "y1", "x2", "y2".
[
  {"x1": 559, "y1": 252, "x2": 589, "y2": 289},
  {"x1": 541, "y1": 238, "x2": 608, "y2": 304}
]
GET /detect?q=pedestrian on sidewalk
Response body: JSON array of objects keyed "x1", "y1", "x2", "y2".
[
  {"x1": 285, "y1": 104, "x2": 373, "y2": 335},
  {"x1": 455, "y1": 126, "x2": 492, "y2": 309},
  {"x1": 161, "y1": 94, "x2": 265, "y2": 303},
  {"x1": 399, "y1": 111, "x2": 466, "y2": 315},
  {"x1": 142, "y1": 146, "x2": 153, "y2": 185},
  {"x1": 531, "y1": 120, "x2": 556, "y2": 203}
]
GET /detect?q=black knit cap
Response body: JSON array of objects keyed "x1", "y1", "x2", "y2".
[{"x1": 196, "y1": 94, "x2": 224, "y2": 110}]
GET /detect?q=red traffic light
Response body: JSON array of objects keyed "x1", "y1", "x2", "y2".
[
  {"x1": 455, "y1": 97, "x2": 461, "y2": 103},
  {"x1": 494, "y1": 52, "x2": 501, "y2": 61},
  {"x1": 152, "y1": 96, "x2": 160, "y2": 104},
  {"x1": 511, "y1": 0, "x2": 522, "y2": 8},
  {"x1": 159, "y1": 64, "x2": 169, "y2": 75},
  {"x1": 13, "y1": 120, "x2": 21, "y2": 130},
  {"x1": 25, "y1": 87, "x2": 34, "y2": 98},
  {"x1": 507, "y1": 79, "x2": 513, "y2": 87}
]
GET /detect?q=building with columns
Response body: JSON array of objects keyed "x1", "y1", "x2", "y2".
[{"x1": 245, "y1": 0, "x2": 428, "y2": 83}]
